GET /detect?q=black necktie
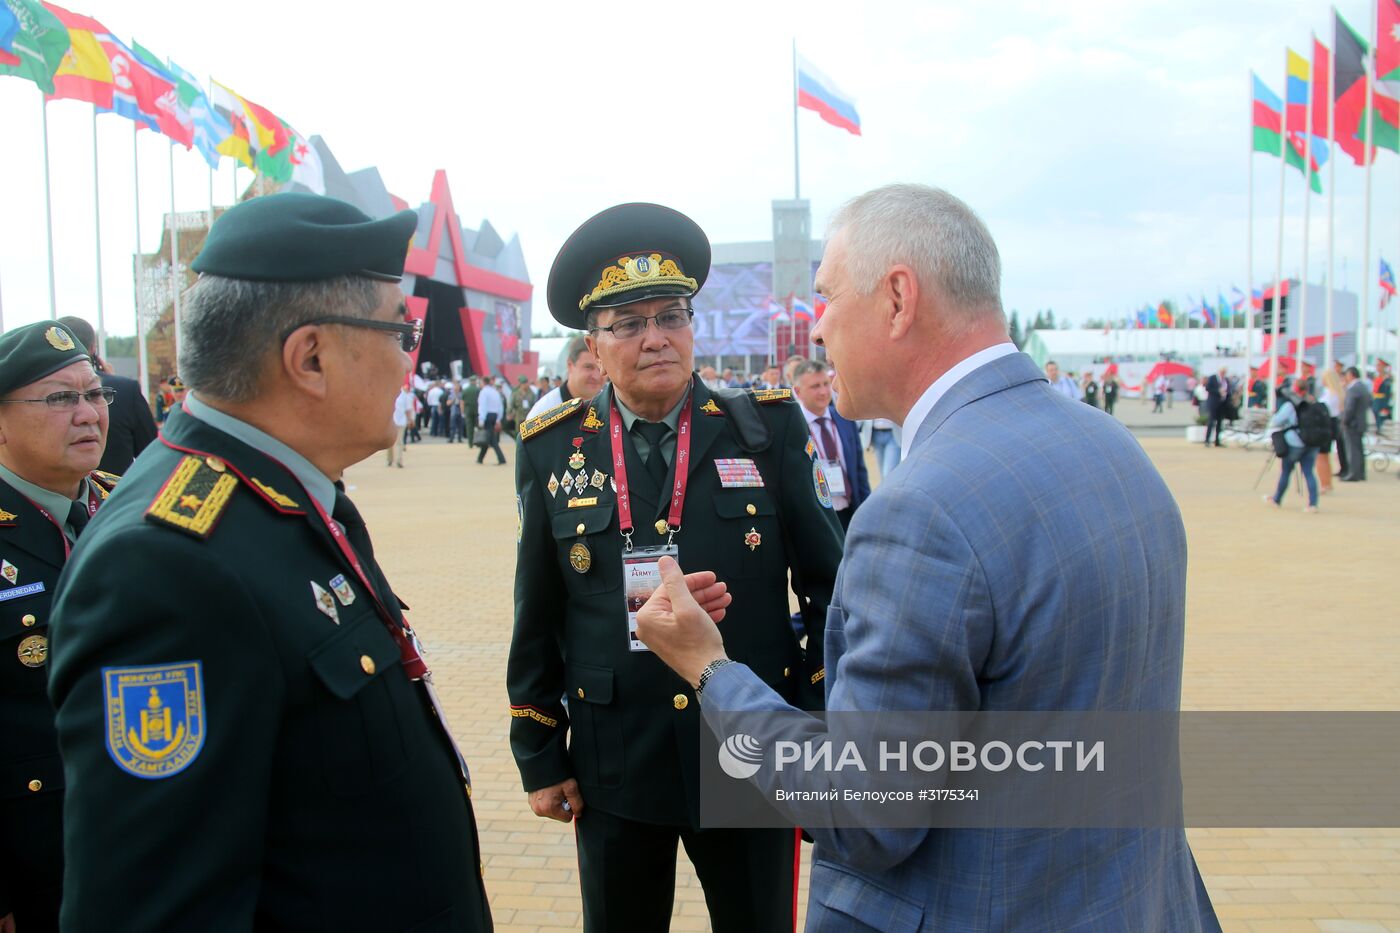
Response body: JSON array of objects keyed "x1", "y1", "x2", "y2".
[
  {"x1": 332, "y1": 488, "x2": 399, "y2": 617},
  {"x1": 633, "y1": 421, "x2": 670, "y2": 491},
  {"x1": 68, "y1": 498, "x2": 91, "y2": 540}
]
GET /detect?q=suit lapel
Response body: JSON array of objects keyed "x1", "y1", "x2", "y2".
[{"x1": 911, "y1": 352, "x2": 1045, "y2": 454}]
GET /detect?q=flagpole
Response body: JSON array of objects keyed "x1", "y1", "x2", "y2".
[
  {"x1": 41, "y1": 95, "x2": 57, "y2": 320},
  {"x1": 134, "y1": 124, "x2": 148, "y2": 401},
  {"x1": 91, "y1": 106, "x2": 107, "y2": 361},
  {"x1": 1326, "y1": 21, "x2": 1337, "y2": 375},
  {"x1": 169, "y1": 142, "x2": 181, "y2": 365},
  {"x1": 1270, "y1": 51, "x2": 1288, "y2": 411},
  {"x1": 792, "y1": 38, "x2": 800, "y2": 200},
  {"x1": 1360, "y1": 0, "x2": 1377, "y2": 372},
  {"x1": 1247, "y1": 71, "x2": 1256, "y2": 398},
  {"x1": 1298, "y1": 42, "x2": 1315, "y2": 381}
]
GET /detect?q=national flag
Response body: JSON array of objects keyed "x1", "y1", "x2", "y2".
[
  {"x1": 1135, "y1": 306, "x2": 1149, "y2": 329},
  {"x1": 1252, "y1": 74, "x2": 1323, "y2": 192},
  {"x1": 210, "y1": 78, "x2": 289, "y2": 164},
  {"x1": 40, "y1": 2, "x2": 111, "y2": 107},
  {"x1": 253, "y1": 118, "x2": 324, "y2": 193},
  {"x1": 1379, "y1": 0, "x2": 1400, "y2": 85},
  {"x1": 767, "y1": 297, "x2": 790, "y2": 322},
  {"x1": 128, "y1": 40, "x2": 194, "y2": 147},
  {"x1": 208, "y1": 79, "x2": 255, "y2": 168},
  {"x1": 813, "y1": 295, "x2": 827, "y2": 320},
  {"x1": 1156, "y1": 302, "x2": 1173, "y2": 328},
  {"x1": 791, "y1": 297, "x2": 814, "y2": 320},
  {"x1": 0, "y1": 0, "x2": 69, "y2": 91},
  {"x1": 0, "y1": 3, "x2": 21, "y2": 58},
  {"x1": 167, "y1": 58, "x2": 230, "y2": 169},
  {"x1": 93, "y1": 33, "x2": 184, "y2": 143},
  {"x1": 1285, "y1": 52, "x2": 1328, "y2": 192},
  {"x1": 1231, "y1": 286, "x2": 1247, "y2": 312},
  {"x1": 1333, "y1": 10, "x2": 1400, "y2": 164},
  {"x1": 796, "y1": 54, "x2": 861, "y2": 136},
  {"x1": 1312, "y1": 38, "x2": 1332, "y2": 138},
  {"x1": 1381, "y1": 259, "x2": 1398, "y2": 307}
]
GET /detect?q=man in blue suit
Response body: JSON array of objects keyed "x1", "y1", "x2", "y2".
[
  {"x1": 792, "y1": 359, "x2": 870, "y2": 528},
  {"x1": 637, "y1": 184, "x2": 1219, "y2": 932}
]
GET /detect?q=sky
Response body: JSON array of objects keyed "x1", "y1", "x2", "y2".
[{"x1": 3, "y1": 0, "x2": 1400, "y2": 341}]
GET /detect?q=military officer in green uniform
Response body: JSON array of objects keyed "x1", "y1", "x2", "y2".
[
  {"x1": 508, "y1": 203, "x2": 844, "y2": 932},
  {"x1": 0, "y1": 320, "x2": 117, "y2": 933},
  {"x1": 47, "y1": 194, "x2": 492, "y2": 931}
]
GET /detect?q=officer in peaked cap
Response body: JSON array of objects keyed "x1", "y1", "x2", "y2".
[
  {"x1": 0, "y1": 320, "x2": 118, "y2": 933},
  {"x1": 48, "y1": 193, "x2": 492, "y2": 931},
  {"x1": 509, "y1": 203, "x2": 844, "y2": 932}
]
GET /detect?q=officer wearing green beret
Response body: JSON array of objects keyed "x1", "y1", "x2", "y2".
[
  {"x1": 48, "y1": 193, "x2": 492, "y2": 931},
  {"x1": 0, "y1": 320, "x2": 116, "y2": 933},
  {"x1": 508, "y1": 203, "x2": 843, "y2": 932}
]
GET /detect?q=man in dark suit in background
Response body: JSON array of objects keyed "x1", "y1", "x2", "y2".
[
  {"x1": 1341, "y1": 366, "x2": 1370, "y2": 481},
  {"x1": 792, "y1": 359, "x2": 870, "y2": 528},
  {"x1": 56, "y1": 317, "x2": 157, "y2": 475},
  {"x1": 1203, "y1": 366, "x2": 1229, "y2": 447}
]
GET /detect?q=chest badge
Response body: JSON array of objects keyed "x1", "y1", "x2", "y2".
[
  {"x1": 17, "y1": 633, "x2": 47, "y2": 668},
  {"x1": 569, "y1": 542, "x2": 592, "y2": 574},
  {"x1": 329, "y1": 574, "x2": 355, "y2": 607},
  {"x1": 744, "y1": 528, "x2": 762, "y2": 552},
  {"x1": 547, "y1": 473, "x2": 560, "y2": 498},
  {"x1": 311, "y1": 580, "x2": 340, "y2": 623},
  {"x1": 1, "y1": 559, "x2": 17, "y2": 586}
]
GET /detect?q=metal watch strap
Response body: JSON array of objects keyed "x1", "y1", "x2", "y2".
[{"x1": 696, "y1": 658, "x2": 735, "y2": 701}]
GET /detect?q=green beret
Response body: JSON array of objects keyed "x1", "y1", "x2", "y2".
[
  {"x1": 192, "y1": 192, "x2": 419, "y2": 283},
  {"x1": 0, "y1": 321, "x2": 90, "y2": 397},
  {"x1": 547, "y1": 203, "x2": 710, "y2": 330}
]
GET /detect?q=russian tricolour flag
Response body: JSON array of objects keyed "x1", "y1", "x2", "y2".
[{"x1": 797, "y1": 55, "x2": 861, "y2": 136}]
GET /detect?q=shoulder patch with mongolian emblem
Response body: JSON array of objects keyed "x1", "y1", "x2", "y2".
[
  {"x1": 102, "y1": 661, "x2": 205, "y2": 779},
  {"x1": 700, "y1": 398, "x2": 723, "y2": 416},
  {"x1": 145, "y1": 456, "x2": 239, "y2": 538},
  {"x1": 750, "y1": 388, "x2": 793, "y2": 404},
  {"x1": 519, "y1": 396, "x2": 584, "y2": 441},
  {"x1": 581, "y1": 405, "x2": 604, "y2": 432}
]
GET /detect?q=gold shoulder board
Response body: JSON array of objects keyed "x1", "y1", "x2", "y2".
[
  {"x1": 750, "y1": 388, "x2": 793, "y2": 404},
  {"x1": 519, "y1": 396, "x2": 584, "y2": 441},
  {"x1": 145, "y1": 456, "x2": 239, "y2": 539}
]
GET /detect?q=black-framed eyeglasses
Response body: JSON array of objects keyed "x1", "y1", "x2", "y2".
[
  {"x1": 0, "y1": 387, "x2": 117, "y2": 410},
  {"x1": 590, "y1": 308, "x2": 694, "y2": 340},
  {"x1": 284, "y1": 316, "x2": 423, "y2": 352}
]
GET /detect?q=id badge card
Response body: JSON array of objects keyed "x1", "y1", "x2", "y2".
[
  {"x1": 821, "y1": 458, "x2": 847, "y2": 497},
  {"x1": 623, "y1": 544, "x2": 678, "y2": 652}
]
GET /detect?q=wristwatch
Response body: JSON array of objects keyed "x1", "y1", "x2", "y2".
[{"x1": 696, "y1": 658, "x2": 735, "y2": 702}]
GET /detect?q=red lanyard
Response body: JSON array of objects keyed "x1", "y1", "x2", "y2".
[
  {"x1": 608, "y1": 389, "x2": 693, "y2": 550},
  {"x1": 27, "y1": 481, "x2": 100, "y2": 560},
  {"x1": 305, "y1": 493, "x2": 428, "y2": 680}
]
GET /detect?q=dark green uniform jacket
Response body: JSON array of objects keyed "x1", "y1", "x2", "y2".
[
  {"x1": 0, "y1": 470, "x2": 114, "y2": 922},
  {"x1": 48, "y1": 407, "x2": 491, "y2": 932},
  {"x1": 508, "y1": 378, "x2": 843, "y2": 827}
]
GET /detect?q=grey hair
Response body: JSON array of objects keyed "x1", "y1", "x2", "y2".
[
  {"x1": 790, "y1": 359, "x2": 830, "y2": 381},
  {"x1": 178, "y1": 274, "x2": 384, "y2": 402},
  {"x1": 827, "y1": 183, "x2": 1005, "y2": 330}
]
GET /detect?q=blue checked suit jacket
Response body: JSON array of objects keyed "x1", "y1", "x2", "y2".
[{"x1": 705, "y1": 352, "x2": 1220, "y2": 932}]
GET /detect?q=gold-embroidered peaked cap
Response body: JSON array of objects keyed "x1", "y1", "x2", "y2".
[{"x1": 546, "y1": 202, "x2": 711, "y2": 330}]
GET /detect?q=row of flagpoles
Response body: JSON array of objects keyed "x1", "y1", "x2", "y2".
[
  {"x1": 1248, "y1": 2, "x2": 1400, "y2": 410},
  {"x1": 0, "y1": 0, "x2": 325, "y2": 394}
]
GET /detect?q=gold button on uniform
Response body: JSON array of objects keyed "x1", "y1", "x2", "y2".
[
  {"x1": 654, "y1": 520, "x2": 668, "y2": 535},
  {"x1": 21, "y1": 614, "x2": 36, "y2": 627},
  {"x1": 27, "y1": 779, "x2": 42, "y2": 793},
  {"x1": 205, "y1": 455, "x2": 227, "y2": 473},
  {"x1": 783, "y1": 667, "x2": 791, "y2": 678},
  {"x1": 576, "y1": 687, "x2": 585, "y2": 700},
  {"x1": 359, "y1": 654, "x2": 376, "y2": 675},
  {"x1": 673, "y1": 694, "x2": 688, "y2": 710},
  {"x1": 746, "y1": 503, "x2": 757, "y2": 516},
  {"x1": 576, "y1": 523, "x2": 586, "y2": 535}
]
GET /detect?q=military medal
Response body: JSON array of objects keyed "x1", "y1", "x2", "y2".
[
  {"x1": 569, "y1": 542, "x2": 592, "y2": 573},
  {"x1": 310, "y1": 580, "x2": 340, "y2": 623},
  {"x1": 329, "y1": 573, "x2": 355, "y2": 607},
  {"x1": 568, "y1": 437, "x2": 586, "y2": 472},
  {"x1": 17, "y1": 634, "x2": 47, "y2": 668},
  {"x1": 745, "y1": 527, "x2": 762, "y2": 551},
  {"x1": 1, "y1": 559, "x2": 16, "y2": 585},
  {"x1": 591, "y1": 469, "x2": 606, "y2": 489},
  {"x1": 560, "y1": 470, "x2": 574, "y2": 495},
  {"x1": 547, "y1": 473, "x2": 560, "y2": 498}
]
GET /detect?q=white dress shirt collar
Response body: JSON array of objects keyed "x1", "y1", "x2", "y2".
[{"x1": 899, "y1": 342, "x2": 1019, "y2": 462}]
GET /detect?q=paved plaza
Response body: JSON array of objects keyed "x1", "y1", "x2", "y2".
[{"x1": 342, "y1": 424, "x2": 1400, "y2": 933}]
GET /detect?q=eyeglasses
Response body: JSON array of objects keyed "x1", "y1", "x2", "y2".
[
  {"x1": 285, "y1": 315, "x2": 423, "y2": 352},
  {"x1": 0, "y1": 387, "x2": 117, "y2": 410},
  {"x1": 590, "y1": 308, "x2": 693, "y2": 340}
]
